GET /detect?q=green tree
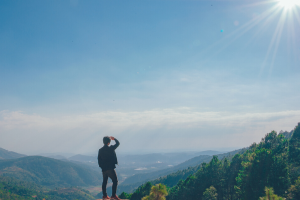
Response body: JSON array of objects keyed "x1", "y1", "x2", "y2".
[
  {"x1": 142, "y1": 184, "x2": 168, "y2": 200},
  {"x1": 224, "y1": 154, "x2": 243, "y2": 200},
  {"x1": 259, "y1": 187, "x2": 285, "y2": 200},
  {"x1": 289, "y1": 123, "x2": 300, "y2": 165},
  {"x1": 130, "y1": 182, "x2": 152, "y2": 200},
  {"x1": 289, "y1": 123, "x2": 300, "y2": 183},
  {"x1": 191, "y1": 156, "x2": 223, "y2": 199},
  {"x1": 202, "y1": 186, "x2": 217, "y2": 200},
  {"x1": 119, "y1": 192, "x2": 132, "y2": 199},
  {"x1": 288, "y1": 177, "x2": 300, "y2": 200}
]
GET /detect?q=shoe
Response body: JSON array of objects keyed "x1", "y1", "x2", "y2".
[
  {"x1": 111, "y1": 195, "x2": 121, "y2": 200},
  {"x1": 103, "y1": 195, "x2": 111, "y2": 200}
]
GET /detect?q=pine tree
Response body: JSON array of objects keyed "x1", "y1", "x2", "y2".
[
  {"x1": 259, "y1": 187, "x2": 285, "y2": 200},
  {"x1": 289, "y1": 123, "x2": 300, "y2": 165},
  {"x1": 288, "y1": 177, "x2": 300, "y2": 200},
  {"x1": 202, "y1": 186, "x2": 217, "y2": 200},
  {"x1": 289, "y1": 123, "x2": 300, "y2": 183},
  {"x1": 119, "y1": 192, "x2": 131, "y2": 199},
  {"x1": 142, "y1": 184, "x2": 168, "y2": 200}
]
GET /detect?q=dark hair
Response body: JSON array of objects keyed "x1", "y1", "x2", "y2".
[{"x1": 103, "y1": 136, "x2": 111, "y2": 145}]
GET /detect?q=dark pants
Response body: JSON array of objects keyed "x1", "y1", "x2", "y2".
[{"x1": 102, "y1": 169, "x2": 118, "y2": 196}]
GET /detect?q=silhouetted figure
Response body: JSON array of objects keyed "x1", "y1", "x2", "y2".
[{"x1": 98, "y1": 136, "x2": 120, "y2": 200}]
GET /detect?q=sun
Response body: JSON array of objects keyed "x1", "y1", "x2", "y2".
[{"x1": 277, "y1": 0, "x2": 300, "y2": 9}]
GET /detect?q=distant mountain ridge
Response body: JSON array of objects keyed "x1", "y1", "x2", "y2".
[
  {"x1": 69, "y1": 154, "x2": 96, "y2": 162},
  {"x1": 117, "y1": 150, "x2": 222, "y2": 164},
  {"x1": 38, "y1": 154, "x2": 68, "y2": 160},
  {"x1": 0, "y1": 147, "x2": 26, "y2": 160}
]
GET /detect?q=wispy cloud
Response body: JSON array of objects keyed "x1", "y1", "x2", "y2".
[
  {"x1": 0, "y1": 109, "x2": 299, "y2": 154},
  {"x1": 1, "y1": 109, "x2": 299, "y2": 129}
]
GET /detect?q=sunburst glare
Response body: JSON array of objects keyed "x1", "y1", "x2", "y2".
[
  {"x1": 277, "y1": 0, "x2": 300, "y2": 9},
  {"x1": 198, "y1": 0, "x2": 300, "y2": 77}
]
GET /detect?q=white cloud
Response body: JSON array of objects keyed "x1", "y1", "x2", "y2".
[{"x1": 0, "y1": 109, "x2": 299, "y2": 154}]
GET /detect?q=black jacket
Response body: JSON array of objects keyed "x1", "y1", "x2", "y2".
[{"x1": 98, "y1": 139, "x2": 120, "y2": 172}]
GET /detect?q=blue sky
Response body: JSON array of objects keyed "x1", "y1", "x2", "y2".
[{"x1": 0, "y1": 0, "x2": 300, "y2": 155}]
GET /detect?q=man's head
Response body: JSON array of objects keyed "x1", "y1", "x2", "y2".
[{"x1": 103, "y1": 136, "x2": 111, "y2": 145}]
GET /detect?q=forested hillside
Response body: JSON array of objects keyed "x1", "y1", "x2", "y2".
[
  {"x1": 120, "y1": 123, "x2": 300, "y2": 200},
  {"x1": 150, "y1": 149, "x2": 247, "y2": 189},
  {"x1": 0, "y1": 176, "x2": 95, "y2": 200},
  {"x1": 0, "y1": 156, "x2": 102, "y2": 188},
  {"x1": 114, "y1": 148, "x2": 245, "y2": 195}
]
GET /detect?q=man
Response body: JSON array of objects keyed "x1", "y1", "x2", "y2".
[{"x1": 98, "y1": 136, "x2": 121, "y2": 200}]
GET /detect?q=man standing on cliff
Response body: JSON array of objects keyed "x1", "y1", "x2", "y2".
[{"x1": 98, "y1": 136, "x2": 121, "y2": 200}]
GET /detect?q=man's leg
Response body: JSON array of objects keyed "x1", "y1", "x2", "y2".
[
  {"x1": 107, "y1": 169, "x2": 118, "y2": 196},
  {"x1": 102, "y1": 171, "x2": 109, "y2": 197}
]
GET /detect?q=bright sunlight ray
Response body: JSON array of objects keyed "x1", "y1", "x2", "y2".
[{"x1": 277, "y1": 0, "x2": 300, "y2": 9}]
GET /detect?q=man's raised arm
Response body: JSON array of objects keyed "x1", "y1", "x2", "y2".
[{"x1": 110, "y1": 136, "x2": 120, "y2": 150}]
